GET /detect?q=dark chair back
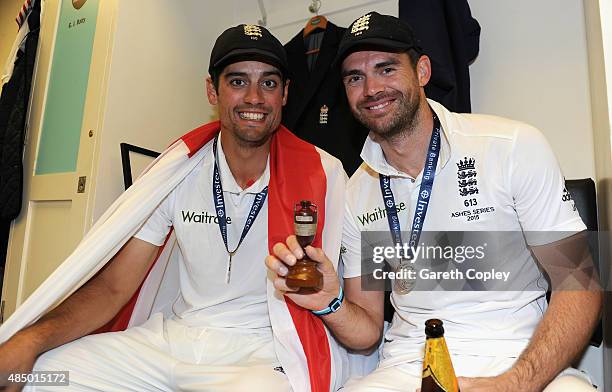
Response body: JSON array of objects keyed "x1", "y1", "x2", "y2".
[{"x1": 565, "y1": 179, "x2": 602, "y2": 347}]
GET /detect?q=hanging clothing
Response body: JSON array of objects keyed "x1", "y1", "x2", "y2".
[
  {"x1": 283, "y1": 21, "x2": 369, "y2": 176},
  {"x1": 0, "y1": 0, "x2": 40, "y2": 221},
  {"x1": 16, "y1": 0, "x2": 35, "y2": 30},
  {"x1": 399, "y1": 0, "x2": 480, "y2": 113},
  {"x1": 2, "y1": 0, "x2": 36, "y2": 86}
]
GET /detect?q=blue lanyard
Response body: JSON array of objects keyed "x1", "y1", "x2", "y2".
[
  {"x1": 379, "y1": 114, "x2": 442, "y2": 255},
  {"x1": 212, "y1": 136, "x2": 268, "y2": 283}
]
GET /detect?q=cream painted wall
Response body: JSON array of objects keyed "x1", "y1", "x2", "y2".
[
  {"x1": 233, "y1": 0, "x2": 397, "y2": 43},
  {"x1": 600, "y1": 0, "x2": 612, "y2": 117},
  {"x1": 469, "y1": 0, "x2": 595, "y2": 180},
  {"x1": 583, "y1": 1, "x2": 612, "y2": 390},
  {"x1": 90, "y1": 0, "x2": 235, "y2": 221}
]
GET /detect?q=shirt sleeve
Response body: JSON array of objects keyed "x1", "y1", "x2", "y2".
[
  {"x1": 509, "y1": 124, "x2": 586, "y2": 245},
  {"x1": 342, "y1": 200, "x2": 364, "y2": 278},
  {"x1": 134, "y1": 192, "x2": 174, "y2": 246}
]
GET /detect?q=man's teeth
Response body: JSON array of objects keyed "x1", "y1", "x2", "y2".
[
  {"x1": 239, "y1": 112, "x2": 265, "y2": 120},
  {"x1": 368, "y1": 101, "x2": 391, "y2": 110}
]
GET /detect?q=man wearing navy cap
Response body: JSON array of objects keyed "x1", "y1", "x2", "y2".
[
  {"x1": 268, "y1": 12, "x2": 601, "y2": 392},
  {"x1": 0, "y1": 24, "x2": 348, "y2": 392}
]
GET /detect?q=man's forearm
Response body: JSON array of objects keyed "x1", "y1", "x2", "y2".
[
  {"x1": 320, "y1": 300, "x2": 383, "y2": 352},
  {"x1": 506, "y1": 290, "x2": 602, "y2": 391},
  {"x1": 14, "y1": 237, "x2": 159, "y2": 356},
  {"x1": 16, "y1": 272, "x2": 133, "y2": 355},
  {"x1": 267, "y1": 241, "x2": 384, "y2": 352}
]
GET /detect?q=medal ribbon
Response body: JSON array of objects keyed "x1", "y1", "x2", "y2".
[
  {"x1": 379, "y1": 114, "x2": 442, "y2": 260},
  {"x1": 212, "y1": 136, "x2": 268, "y2": 283}
]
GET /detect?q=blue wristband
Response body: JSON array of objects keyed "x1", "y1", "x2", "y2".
[{"x1": 312, "y1": 286, "x2": 344, "y2": 316}]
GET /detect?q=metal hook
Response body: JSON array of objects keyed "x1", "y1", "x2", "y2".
[
  {"x1": 308, "y1": 0, "x2": 322, "y2": 15},
  {"x1": 257, "y1": 0, "x2": 267, "y2": 26}
]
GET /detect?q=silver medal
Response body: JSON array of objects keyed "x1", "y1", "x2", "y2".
[
  {"x1": 226, "y1": 250, "x2": 236, "y2": 283},
  {"x1": 393, "y1": 260, "x2": 416, "y2": 295}
]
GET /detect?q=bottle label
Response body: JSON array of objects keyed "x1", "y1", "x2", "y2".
[
  {"x1": 295, "y1": 223, "x2": 316, "y2": 236},
  {"x1": 421, "y1": 337, "x2": 459, "y2": 392},
  {"x1": 295, "y1": 215, "x2": 314, "y2": 223}
]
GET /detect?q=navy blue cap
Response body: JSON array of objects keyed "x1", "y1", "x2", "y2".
[
  {"x1": 209, "y1": 24, "x2": 288, "y2": 76},
  {"x1": 335, "y1": 12, "x2": 422, "y2": 65}
]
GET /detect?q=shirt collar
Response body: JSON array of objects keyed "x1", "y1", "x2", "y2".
[
  {"x1": 216, "y1": 135, "x2": 270, "y2": 195},
  {"x1": 360, "y1": 99, "x2": 453, "y2": 179}
]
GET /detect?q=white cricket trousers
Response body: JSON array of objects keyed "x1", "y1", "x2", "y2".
[
  {"x1": 341, "y1": 356, "x2": 596, "y2": 391},
  {"x1": 26, "y1": 313, "x2": 291, "y2": 391}
]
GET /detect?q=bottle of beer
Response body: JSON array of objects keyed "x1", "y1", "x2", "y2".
[{"x1": 421, "y1": 319, "x2": 459, "y2": 392}]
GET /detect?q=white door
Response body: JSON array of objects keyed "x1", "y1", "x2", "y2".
[{"x1": 1, "y1": 0, "x2": 117, "y2": 321}]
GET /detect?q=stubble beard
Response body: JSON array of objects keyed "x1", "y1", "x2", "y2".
[
  {"x1": 353, "y1": 91, "x2": 421, "y2": 141},
  {"x1": 232, "y1": 125, "x2": 274, "y2": 148}
]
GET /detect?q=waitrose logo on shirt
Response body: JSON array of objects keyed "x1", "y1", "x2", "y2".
[
  {"x1": 181, "y1": 210, "x2": 232, "y2": 224},
  {"x1": 357, "y1": 202, "x2": 406, "y2": 226}
]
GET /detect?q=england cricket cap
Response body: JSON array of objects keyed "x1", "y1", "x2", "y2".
[
  {"x1": 209, "y1": 24, "x2": 288, "y2": 76},
  {"x1": 335, "y1": 12, "x2": 423, "y2": 65}
]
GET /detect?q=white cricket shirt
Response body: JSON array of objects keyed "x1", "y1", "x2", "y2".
[
  {"x1": 342, "y1": 100, "x2": 586, "y2": 369},
  {"x1": 135, "y1": 135, "x2": 272, "y2": 330}
]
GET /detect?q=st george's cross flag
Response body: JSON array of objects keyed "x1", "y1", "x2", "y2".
[{"x1": 0, "y1": 121, "x2": 348, "y2": 392}]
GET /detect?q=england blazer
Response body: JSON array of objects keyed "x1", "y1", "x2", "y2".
[{"x1": 283, "y1": 21, "x2": 369, "y2": 176}]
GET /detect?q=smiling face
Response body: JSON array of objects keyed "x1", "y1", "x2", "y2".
[
  {"x1": 206, "y1": 61, "x2": 288, "y2": 148},
  {"x1": 341, "y1": 50, "x2": 430, "y2": 139}
]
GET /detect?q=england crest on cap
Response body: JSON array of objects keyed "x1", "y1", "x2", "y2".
[
  {"x1": 351, "y1": 13, "x2": 371, "y2": 36},
  {"x1": 243, "y1": 24, "x2": 263, "y2": 40}
]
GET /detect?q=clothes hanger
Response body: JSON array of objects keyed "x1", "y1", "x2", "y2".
[{"x1": 303, "y1": 0, "x2": 327, "y2": 39}]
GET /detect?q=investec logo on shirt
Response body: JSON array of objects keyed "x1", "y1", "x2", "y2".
[
  {"x1": 181, "y1": 210, "x2": 232, "y2": 224},
  {"x1": 358, "y1": 202, "x2": 406, "y2": 226}
]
